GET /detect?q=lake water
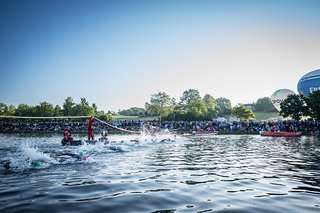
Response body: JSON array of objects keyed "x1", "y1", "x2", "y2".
[{"x1": 0, "y1": 134, "x2": 320, "y2": 212}]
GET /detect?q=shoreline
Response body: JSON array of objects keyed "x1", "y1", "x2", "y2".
[{"x1": 0, "y1": 130, "x2": 316, "y2": 136}]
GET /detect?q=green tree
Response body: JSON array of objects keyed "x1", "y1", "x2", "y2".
[
  {"x1": 232, "y1": 105, "x2": 255, "y2": 121},
  {"x1": 180, "y1": 89, "x2": 201, "y2": 106},
  {"x1": 305, "y1": 90, "x2": 320, "y2": 120},
  {"x1": 0, "y1": 103, "x2": 6, "y2": 115},
  {"x1": 177, "y1": 89, "x2": 211, "y2": 120},
  {"x1": 99, "y1": 113, "x2": 113, "y2": 122},
  {"x1": 6, "y1": 105, "x2": 16, "y2": 116},
  {"x1": 15, "y1": 104, "x2": 35, "y2": 116},
  {"x1": 54, "y1": 105, "x2": 63, "y2": 116},
  {"x1": 171, "y1": 104, "x2": 187, "y2": 120},
  {"x1": 35, "y1": 102, "x2": 54, "y2": 116},
  {"x1": 63, "y1": 97, "x2": 75, "y2": 116},
  {"x1": 216, "y1": 97, "x2": 232, "y2": 117},
  {"x1": 0, "y1": 103, "x2": 16, "y2": 115},
  {"x1": 187, "y1": 99, "x2": 208, "y2": 120},
  {"x1": 92, "y1": 103, "x2": 98, "y2": 115},
  {"x1": 107, "y1": 110, "x2": 117, "y2": 116},
  {"x1": 96, "y1": 110, "x2": 105, "y2": 118},
  {"x1": 279, "y1": 94, "x2": 308, "y2": 121},
  {"x1": 203, "y1": 94, "x2": 217, "y2": 119},
  {"x1": 145, "y1": 92, "x2": 175, "y2": 120},
  {"x1": 254, "y1": 97, "x2": 277, "y2": 112},
  {"x1": 74, "y1": 98, "x2": 95, "y2": 116}
]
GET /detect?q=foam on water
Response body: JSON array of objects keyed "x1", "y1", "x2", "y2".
[{"x1": 4, "y1": 142, "x2": 56, "y2": 171}]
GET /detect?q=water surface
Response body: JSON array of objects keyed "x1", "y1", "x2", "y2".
[{"x1": 0, "y1": 134, "x2": 320, "y2": 212}]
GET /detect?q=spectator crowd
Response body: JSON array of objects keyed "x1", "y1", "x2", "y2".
[{"x1": 1, "y1": 119, "x2": 320, "y2": 135}]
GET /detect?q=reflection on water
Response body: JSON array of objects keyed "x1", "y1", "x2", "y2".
[{"x1": 0, "y1": 134, "x2": 320, "y2": 212}]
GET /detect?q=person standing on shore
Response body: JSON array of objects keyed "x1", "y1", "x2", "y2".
[{"x1": 88, "y1": 116, "x2": 94, "y2": 140}]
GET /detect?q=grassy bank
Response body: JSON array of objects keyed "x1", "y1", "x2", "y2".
[{"x1": 254, "y1": 112, "x2": 281, "y2": 121}]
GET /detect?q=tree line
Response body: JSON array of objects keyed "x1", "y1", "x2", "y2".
[
  {"x1": 142, "y1": 89, "x2": 258, "y2": 121},
  {"x1": 0, "y1": 97, "x2": 112, "y2": 121},
  {"x1": 1, "y1": 89, "x2": 282, "y2": 121},
  {"x1": 117, "y1": 90, "x2": 277, "y2": 120}
]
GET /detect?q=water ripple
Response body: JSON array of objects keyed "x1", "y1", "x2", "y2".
[{"x1": 0, "y1": 134, "x2": 320, "y2": 212}]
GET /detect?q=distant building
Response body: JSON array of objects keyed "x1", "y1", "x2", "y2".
[{"x1": 243, "y1": 103, "x2": 254, "y2": 111}]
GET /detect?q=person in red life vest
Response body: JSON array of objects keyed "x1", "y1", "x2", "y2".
[
  {"x1": 87, "y1": 116, "x2": 94, "y2": 140},
  {"x1": 63, "y1": 126, "x2": 73, "y2": 142}
]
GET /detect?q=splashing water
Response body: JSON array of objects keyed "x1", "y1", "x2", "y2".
[
  {"x1": 1, "y1": 133, "x2": 178, "y2": 172},
  {"x1": 4, "y1": 142, "x2": 55, "y2": 171}
]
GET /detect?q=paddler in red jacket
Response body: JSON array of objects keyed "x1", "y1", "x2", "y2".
[
  {"x1": 88, "y1": 116, "x2": 94, "y2": 140},
  {"x1": 63, "y1": 126, "x2": 73, "y2": 142}
]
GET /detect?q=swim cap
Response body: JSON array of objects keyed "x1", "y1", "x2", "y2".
[{"x1": 34, "y1": 162, "x2": 42, "y2": 167}]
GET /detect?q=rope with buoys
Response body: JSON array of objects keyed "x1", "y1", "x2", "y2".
[
  {"x1": 0, "y1": 115, "x2": 91, "y2": 119},
  {"x1": 0, "y1": 115, "x2": 141, "y2": 134},
  {"x1": 0, "y1": 115, "x2": 90, "y2": 119},
  {"x1": 93, "y1": 116, "x2": 141, "y2": 134}
]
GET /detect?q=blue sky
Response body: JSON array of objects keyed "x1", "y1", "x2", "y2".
[{"x1": 1, "y1": 0, "x2": 320, "y2": 111}]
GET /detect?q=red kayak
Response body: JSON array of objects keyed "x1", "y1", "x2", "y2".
[{"x1": 260, "y1": 131, "x2": 302, "y2": 137}]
